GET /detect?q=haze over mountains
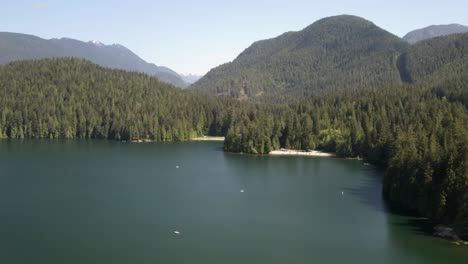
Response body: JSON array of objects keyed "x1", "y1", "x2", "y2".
[
  {"x1": 0, "y1": 32, "x2": 188, "y2": 88},
  {"x1": 403, "y1": 24, "x2": 468, "y2": 44},
  {"x1": 180, "y1": 73, "x2": 202, "y2": 84}
]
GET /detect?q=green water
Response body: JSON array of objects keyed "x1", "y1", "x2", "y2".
[{"x1": 0, "y1": 140, "x2": 467, "y2": 263}]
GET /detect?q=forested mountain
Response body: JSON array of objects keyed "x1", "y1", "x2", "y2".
[
  {"x1": 0, "y1": 58, "x2": 232, "y2": 140},
  {"x1": 399, "y1": 33, "x2": 468, "y2": 89},
  {"x1": 403, "y1": 24, "x2": 468, "y2": 44},
  {"x1": 192, "y1": 15, "x2": 408, "y2": 101},
  {"x1": 0, "y1": 32, "x2": 187, "y2": 87}
]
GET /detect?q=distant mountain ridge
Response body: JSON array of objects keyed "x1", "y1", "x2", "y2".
[
  {"x1": 191, "y1": 15, "x2": 409, "y2": 100},
  {"x1": 181, "y1": 73, "x2": 202, "y2": 84},
  {"x1": 403, "y1": 24, "x2": 468, "y2": 44},
  {"x1": 0, "y1": 32, "x2": 187, "y2": 87}
]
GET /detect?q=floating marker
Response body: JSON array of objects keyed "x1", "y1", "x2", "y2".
[
  {"x1": 176, "y1": 165, "x2": 179, "y2": 169},
  {"x1": 341, "y1": 191, "x2": 344, "y2": 195},
  {"x1": 240, "y1": 189, "x2": 245, "y2": 193},
  {"x1": 174, "y1": 230, "x2": 181, "y2": 235}
]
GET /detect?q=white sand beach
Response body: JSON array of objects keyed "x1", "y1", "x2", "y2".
[
  {"x1": 269, "y1": 149, "x2": 335, "y2": 157},
  {"x1": 191, "y1": 136, "x2": 225, "y2": 141}
]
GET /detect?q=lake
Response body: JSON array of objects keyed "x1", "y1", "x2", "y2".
[{"x1": 1, "y1": 140, "x2": 467, "y2": 263}]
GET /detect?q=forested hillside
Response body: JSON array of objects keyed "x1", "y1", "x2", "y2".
[
  {"x1": 192, "y1": 15, "x2": 408, "y2": 101},
  {"x1": 399, "y1": 33, "x2": 468, "y2": 91},
  {"x1": 0, "y1": 32, "x2": 187, "y2": 87},
  {"x1": 0, "y1": 58, "x2": 230, "y2": 140}
]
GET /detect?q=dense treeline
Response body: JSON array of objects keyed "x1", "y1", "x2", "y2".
[
  {"x1": 223, "y1": 83, "x2": 468, "y2": 238},
  {"x1": 0, "y1": 58, "x2": 232, "y2": 140}
]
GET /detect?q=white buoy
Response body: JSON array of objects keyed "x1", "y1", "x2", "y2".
[
  {"x1": 176, "y1": 165, "x2": 179, "y2": 169},
  {"x1": 341, "y1": 191, "x2": 344, "y2": 195},
  {"x1": 240, "y1": 189, "x2": 245, "y2": 193},
  {"x1": 174, "y1": 230, "x2": 181, "y2": 235}
]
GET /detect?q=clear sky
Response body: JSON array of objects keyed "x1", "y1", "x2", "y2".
[{"x1": 2, "y1": 0, "x2": 468, "y2": 75}]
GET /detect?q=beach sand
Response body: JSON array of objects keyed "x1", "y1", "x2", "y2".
[
  {"x1": 269, "y1": 149, "x2": 335, "y2": 157},
  {"x1": 191, "y1": 136, "x2": 225, "y2": 141}
]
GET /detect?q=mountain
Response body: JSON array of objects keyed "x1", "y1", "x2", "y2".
[
  {"x1": 400, "y1": 33, "x2": 468, "y2": 84},
  {"x1": 0, "y1": 32, "x2": 187, "y2": 87},
  {"x1": 191, "y1": 15, "x2": 409, "y2": 101},
  {"x1": 403, "y1": 24, "x2": 468, "y2": 44},
  {"x1": 181, "y1": 73, "x2": 202, "y2": 84}
]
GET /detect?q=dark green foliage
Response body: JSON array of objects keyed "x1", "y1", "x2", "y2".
[
  {"x1": 222, "y1": 81, "x2": 467, "y2": 234},
  {"x1": 454, "y1": 209, "x2": 468, "y2": 240},
  {"x1": 192, "y1": 15, "x2": 408, "y2": 101},
  {"x1": 0, "y1": 58, "x2": 226, "y2": 140},
  {"x1": 403, "y1": 33, "x2": 468, "y2": 84}
]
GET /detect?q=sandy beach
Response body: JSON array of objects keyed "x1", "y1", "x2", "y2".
[
  {"x1": 191, "y1": 136, "x2": 225, "y2": 141},
  {"x1": 269, "y1": 149, "x2": 335, "y2": 157}
]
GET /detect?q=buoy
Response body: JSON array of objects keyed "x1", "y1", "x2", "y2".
[
  {"x1": 174, "y1": 230, "x2": 180, "y2": 235},
  {"x1": 240, "y1": 189, "x2": 245, "y2": 193},
  {"x1": 176, "y1": 165, "x2": 179, "y2": 169},
  {"x1": 341, "y1": 191, "x2": 344, "y2": 195}
]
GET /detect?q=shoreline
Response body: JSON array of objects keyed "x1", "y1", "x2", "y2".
[
  {"x1": 122, "y1": 136, "x2": 226, "y2": 143},
  {"x1": 269, "y1": 149, "x2": 335, "y2": 157},
  {"x1": 191, "y1": 136, "x2": 225, "y2": 141},
  {"x1": 433, "y1": 225, "x2": 468, "y2": 246}
]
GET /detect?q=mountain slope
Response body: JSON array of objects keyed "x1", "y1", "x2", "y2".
[
  {"x1": 403, "y1": 24, "x2": 468, "y2": 44},
  {"x1": 0, "y1": 58, "x2": 230, "y2": 140},
  {"x1": 0, "y1": 32, "x2": 187, "y2": 87},
  {"x1": 191, "y1": 15, "x2": 409, "y2": 100},
  {"x1": 401, "y1": 33, "x2": 468, "y2": 83}
]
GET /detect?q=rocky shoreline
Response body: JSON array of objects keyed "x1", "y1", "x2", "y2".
[{"x1": 433, "y1": 225, "x2": 468, "y2": 246}]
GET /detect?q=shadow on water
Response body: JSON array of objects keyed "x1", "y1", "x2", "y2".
[
  {"x1": 393, "y1": 217, "x2": 435, "y2": 237},
  {"x1": 343, "y1": 166, "x2": 435, "y2": 238},
  {"x1": 343, "y1": 168, "x2": 390, "y2": 214}
]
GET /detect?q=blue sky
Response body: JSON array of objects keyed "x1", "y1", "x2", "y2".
[{"x1": 2, "y1": 0, "x2": 468, "y2": 75}]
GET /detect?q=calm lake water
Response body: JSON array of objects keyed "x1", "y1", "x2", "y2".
[{"x1": 1, "y1": 140, "x2": 467, "y2": 263}]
